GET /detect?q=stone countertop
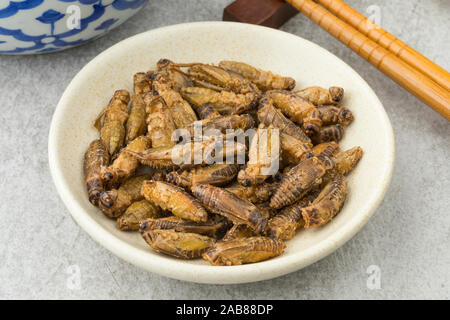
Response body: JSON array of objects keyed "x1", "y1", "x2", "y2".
[{"x1": 0, "y1": 0, "x2": 448, "y2": 299}]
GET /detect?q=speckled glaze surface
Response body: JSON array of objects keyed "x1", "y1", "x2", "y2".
[
  {"x1": 0, "y1": 0, "x2": 148, "y2": 54},
  {"x1": 48, "y1": 22, "x2": 394, "y2": 284}
]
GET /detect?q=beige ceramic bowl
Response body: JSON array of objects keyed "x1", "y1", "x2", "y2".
[{"x1": 49, "y1": 22, "x2": 394, "y2": 284}]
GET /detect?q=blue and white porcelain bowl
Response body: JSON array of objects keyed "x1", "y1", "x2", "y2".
[{"x1": 0, "y1": 0, "x2": 148, "y2": 54}]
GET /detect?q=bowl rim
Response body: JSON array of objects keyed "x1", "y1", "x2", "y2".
[{"x1": 48, "y1": 21, "x2": 395, "y2": 284}]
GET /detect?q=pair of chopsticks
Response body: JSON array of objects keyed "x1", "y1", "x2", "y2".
[{"x1": 286, "y1": 0, "x2": 450, "y2": 120}]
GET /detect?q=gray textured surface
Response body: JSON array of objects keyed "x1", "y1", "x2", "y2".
[{"x1": 0, "y1": 0, "x2": 449, "y2": 300}]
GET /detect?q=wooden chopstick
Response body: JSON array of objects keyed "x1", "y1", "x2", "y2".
[
  {"x1": 315, "y1": 0, "x2": 450, "y2": 92},
  {"x1": 285, "y1": 0, "x2": 450, "y2": 120}
]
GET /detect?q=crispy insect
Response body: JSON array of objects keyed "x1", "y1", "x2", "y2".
[
  {"x1": 126, "y1": 143, "x2": 193, "y2": 170},
  {"x1": 197, "y1": 103, "x2": 220, "y2": 119},
  {"x1": 101, "y1": 135, "x2": 150, "y2": 188},
  {"x1": 161, "y1": 91, "x2": 198, "y2": 128},
  {"x1": 183, "y1": 114, "x2": 254, "y2": 137},
  {"x1": 257, "y1": 97, "x2": 312, "y2": 145},
  {"x1": 142, "y1": 181, "x2": 208, "y2": 223},
  {"x1": 152, "y1": 80, "x2": 198, "y2": 128},
  {"x1": 280, "y1": 132, "x2": 313, "y2": 165},
  {"x1": 125, "y1": 73, "x2": 150, "y2": 143},
  {"x1": 95, "y1": 90, "x2": 130, "y2": 155},
  {"x1": 222, "y1": 224, "x2": 256, "y2": 241},
  {"x1": 144, "y1": 94, "x2": 177, "y2": 148},
  {"x1": 308, "y1": 142, "x2": 339, "y2": 172},
  {"x1": 266, "y1": 191, "x2": 318, "y2": 240},
  {"x1": 266, "y1": 90, "x2": 322, "y2": 135},
  {"x1": 312, "y1": 124, "x2": 344, "y2": 144},
  {"x1": 317, "y1": 105, "x2": 354, "y2": 126},
  {"x1": 302, "y1": 175, "x2": 347, "y2": 228},
  {"x1": 219, "y1": 60, "x2": 295, "y2": 91},
  {"x1": 334, "y1": 146, "x2": 363, "y2": 175},
  {"x1": 173, "y1": 62, "x2": 259, "y2": 94},
  {"x1": 238, "y1": 125, "x2": 280, "y2": 186},
  {"x1": 135, "y1": 72, "x2": 152, "y2": 95},
  {"x1": 153, "y1": 58, "x2": 191, "y2": 92},
  {"x1": 140, "y1": 215, "x2": 229, "y2": 239},
  {"x1": 98, "y1": 174, "x2": 151, "y2": 218},
  {"x1": 192, "y1": 184, "x2": 267, "y2": 234},
  {"x1": 322, "y1": 146, "x2": 363, "y2": 184},
  {"x1": 166, "y1": 163, "x2": 239, "y2": 189},
  {"x1": 117, "y1": 200, "x2": 163, "y2": 231},
  {"x1": 225, "y1": 182, "x2": 278, "y2": 204},
  {"x1": 127, "y1": 138, "x2": 246, "y2": 170},
  {"x1": 312, "y1": 142, "x2": 340, "y2": 159},
  {"x1": 270, "y1": 156, "x2": 330, "y2": 209},
  {"x1": 203, "y1": 237, "x2": 285, "y2": 266},
  {"x1": 142, "y1": 229, "x2": 215, "y2": 259},
  {"x1": 130, "y1": 146, "x2": 177, "y2": 170},
  {"x1": 294, "y1": 86, "x2": 344, "y2": 106},
  {"x1": 84, "y1": 139, "x2": 110, "y2": 206},
  {"x1": 181, "y1": 86, "x2": 257, "y2": 115}
]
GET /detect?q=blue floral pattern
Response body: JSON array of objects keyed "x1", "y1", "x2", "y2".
[
  {"x1": 0, "y1": 0, "x2": 148, "y2": 54},
  {"x1": 0, "y1": 0, "x2": 44, "y2": 19},
  {"x1": 95, "y1": 18, "x2": 119, "y2": 31}
]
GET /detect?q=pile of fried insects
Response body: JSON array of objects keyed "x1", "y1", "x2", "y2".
[{"x1": 84, "y1": 59, "x2": 363, "y2": 266}]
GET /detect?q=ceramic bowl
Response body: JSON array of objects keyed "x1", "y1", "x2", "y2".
[
  {"x1": 0, "y1": 0, "x2": 148, "y2": 54},
  {"x1": 49, "y1": 22, "x2": 395, "y2": 284}
]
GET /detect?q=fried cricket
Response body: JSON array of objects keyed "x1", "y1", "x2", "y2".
[
  {"x1": 84, "y1": 139, "x2": 110, "y2": 206},
  {"x1": 192, "y1": 184, "x2": 267, "y2": 234},
  {"x1": 181, "y1": 86, "x2": 257, "y2": 115},
  {"x1": 144, "y1": 94, "x2": 177, "y2": 148},
  {"x1": 294, "y1": 86, "x2": 344, "y2": 106},
  {"x1": 225, "y1": 182, "x2": 278, "y2": 204},
  {"x1": 183, "y1": 114, "x2": 254, "y2": 137},
  {"x1": 174, "y1": 62, "x2": 259, "y2": 95},
  {"x1": 302, "y1": 175, "x2": 347, "y2": 228},
  {"x1": 280, "y1": 132, "x2": 313, "y2": 165},
  {"x1": 153, "y1": 58, "x2": 191, "y2": 92},
  {"x1": 219, "y1": 61, "x2": 295, "y2": 91},
  {"x1": 312, "y1": 142, "x2": 340, "y2": 159},
  {"x1": 166, "y1": 163, "x2": 239, "y2": 189},
  {"x1": 317, "y1": 105, "x2": 354, "y2": 126},
  {"x1": 125, "y1": 73, "x2": 150, "y2": 143},
  {"x1": 257, "y1": 96, "x2": 312, "y2": 145},
  {"x1": 99, "y1": 174, "x2": 151, "y2": 218},
  {"x1": 270, "y1": 156, "x2": 331, "y2": 209},
  {"x1": 266, "y1": 191, "x2": 318, "y2": 240},
  {"x1": 142, "y1": 229, "x2": 215, "y2": 259},
  {"x1": 152, "y1": 78, "x2": 198, "y2": 128},
  {"x1": 101, "y1": 135, "x2": 150, "y2": 188},
  {"x1": 142, "y1": 181, "x2": 208, "y2": 223},
  {"x1": 312, "y1": 124, "x2": 344, "y2": 144},
  {"x1": 333, "y1": 146, "x2": 363, "y2": 175},
  {"x1": 238, "y1": 125, "x2": 280, "y2": 186},
  {"x1": 95, "y1": 90, "x2": 130, "y2": 155},
  {"x1": 117, "y1": 200, "x2": 163, "y2": 231},
  {"x1": 203, "y1": 237, "x2": 286, "y2": 266},
  {"x1": 322, "y1": 146, "x2": 363, "y2": 184},
  {"x1": 266, "y1": 90, "x2": 322, "y2": 135},
  {"x1": 127, "y1": 137, "x2": 246, "y2": 170},
  {"x1": 140, "y1": 215, "x2": 229, "y2": 239}
]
